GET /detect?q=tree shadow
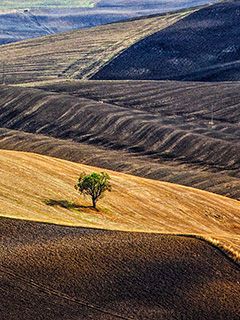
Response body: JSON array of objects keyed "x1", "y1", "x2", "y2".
[{"x1": 44, "y1": 199, "x2": 99, "y2": 211}]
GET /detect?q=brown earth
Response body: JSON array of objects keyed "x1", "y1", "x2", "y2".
[
  {"x1": 0, "y1": 3, "x2": 239, "y2": 318},
  {"x1": 0, "y1": 149, "x2": 240, "y2": 259},
  {"x1": 0, "y1": 81, "x2": 239, "y2": 199},
  {"x1": 0, "y1": 217, "x2": 239, "y2": 320}
]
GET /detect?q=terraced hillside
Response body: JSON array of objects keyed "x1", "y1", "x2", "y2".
[
  {"x1": 0, "y1": 81, "x2": 239, "y2": 199},
  {"x1": 0, "y1": 10, "x2": 192, "y2": 84},
  {"x1": 1, "y1": 149, "x2": 240, "y2": 257},
  {"x1": 93, "y1": 1, "x2": 240, "y2": 81},
  {"x1": 1, "y1": 217, "x2": 240, "y2": 320}
]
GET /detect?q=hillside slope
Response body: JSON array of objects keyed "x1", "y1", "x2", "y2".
[
  {"x1": 0, "y1": 82, "x2": 239, "y2": 199},
  {"x1": 0, "y1": 9, "x2": 162, "y2": 46},
  {"x1": 0, "y1": 10, "x2": 192, "y2": 84},
  {"x1": 1, "y1": 217, "x2": 239, "y2": 320},
  {"x1": 0, "y1": 150, "x2": 240, "y2": 257},
  {"x1": 0, "y1": 9, "x2": 133, "y2": 45},
  {"x1": 93, "y1": 1, "x2": 240, "y2": 82},
  {"x1": 0, "y1": 1, "x2": 215, "y2": 45},
  {"x1": 2, "y1": 126, "x2": 240, "y2": 200}
]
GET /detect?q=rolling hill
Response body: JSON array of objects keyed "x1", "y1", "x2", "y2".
[
  {"x1": 0, "y1": 1, "x2": 216, "y2": 45},
  {"x1": 1, "y1": 149, "x2": 240, "y2": 258},
  {"x1": 0, "y1": 1, "x2": 96, "y2": 9},
  {"x1": 0, "y1": 81, "x2": 239, "y2": 199},
  {"x1": 1, "y1": 1, "x2": 240, "y2": 85},
  {"x1": 0, "y1": 0, "x2": 213, "y2": 10},
  {"x1": 0, "y1": 149, "x2": 240, "y2": 319},
  {"x1": 0, "y1": 8, "x2": 198, "y2": 84},
  {"x1": 0, "y1": 2, "x2": 240, "y2": 317},
  {"x1": 0, "y1": 9, "x2": 130, "y2": 45},
  {"x1": 93, "y1": 0, "x2": 240, "y2": 81},
  {"x1": 1, "y1": 217, "x2": 239, "y2": 320}
]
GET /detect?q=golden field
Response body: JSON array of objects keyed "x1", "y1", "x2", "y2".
[{"x1": 1, "y1": 149, "x2": 239, "y2": 260}]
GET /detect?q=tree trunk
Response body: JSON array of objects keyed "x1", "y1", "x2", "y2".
[{"x1": 92, "y1": 197, "x2": 96, "y2": 209}]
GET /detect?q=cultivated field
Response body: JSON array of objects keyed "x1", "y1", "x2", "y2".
[
  {"x1": 0, "y1": 1, "x2": 215, "y2": 45},
  {"x1": 0, "y1": 81, "x2": 239, "y2": 199},
  {"x1": 0, "y1": 10, "x2": 192, "y2": 84},
  {"x1": 2, "y1": 2, "x2": 240, "y2": 84},
  {"x1": 1, "y1": 217, "x2": 239, "y2": 320},
  {"x1": 1, "y1": 150, "x2": 240, "y2": 259},
  {"x1": 93, "y1": 1, "x2": 240, "y2": 81},
  {"x1": 0, "y1": 2, "x2": 239, "y2": 318}
]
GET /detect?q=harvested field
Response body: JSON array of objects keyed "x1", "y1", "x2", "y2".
[
  {"x1": 0, "y1": 149, "x2": 240, "y2": 259},
  {"x1": 1, "y1": 1, "x2": 239, "y2": 318},
  {"x1": 0, "y1": 10, "x2": 192, "y2": 84},
  {"x1": 0, "y1": 217, "x2": 240, "y2": 320},
  {"x1": 2, "y1": 127, "x2": 240, "y2": 200},
  {"x1": 0, "y1": 81, "x2": 239, "y2": 199},
  {"x1": 0, "y1": 1, "x2": 215, "y2": 45},
  {"x1": 93, "y1": 1, "x2": 240, "y2": 82}
]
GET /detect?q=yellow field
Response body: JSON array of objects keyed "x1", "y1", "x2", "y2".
[{"x1": 0, "y1": 149, "x2": 239, "y2": 260}]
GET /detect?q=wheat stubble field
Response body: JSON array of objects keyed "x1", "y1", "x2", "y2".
[
  {"x1": 1, "y1": 150, "x2": 240, "y2": 245},
  {"x1": 0, "y1": 1, "x2": 240, "y2": 319},
  {"x1": 0, "y1": 149, "x2": 240, "y2": 319},
  {"x1": 0, "y1": 80, "x2": 239, "y2": 199}
]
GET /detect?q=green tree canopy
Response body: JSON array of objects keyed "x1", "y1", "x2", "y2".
[{"x1": 75, "y1": 172, "x2": 111, "y2": 209}]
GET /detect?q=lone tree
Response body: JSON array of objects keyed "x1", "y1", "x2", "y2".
[{"x1": 75, "y1": 172, "x2": 111, "y2": 209}]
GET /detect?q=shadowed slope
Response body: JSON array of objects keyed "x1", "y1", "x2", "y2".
[
  {"x1": 0, "y1": 10, "x2": 192, "y2": 84},
  {"x1": 93, "y1": 1, "x2": 240, "y2": 81},
  {"x1": 1, "y1": 127, "x2": 240, "y2": 200},
  {"x1": 0, "y1": 150, "x2": 240, "y2": 258},
  {"x1": 0, "y1": 82, "x2": 239, "y2": 199},
  {"x1": 0, "y1": 1, "x2": 216, "y2": 45},
  {"x1": 0, "y1": 217, "x2": 240, "y2": 320}
]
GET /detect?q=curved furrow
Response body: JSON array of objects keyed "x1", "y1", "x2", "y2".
[
  {"x1": 36, "y1": 80, "x2": 240, "y2": 142},
  {"x1": 1, "y1": 81, "x2": 240, "y2": 198},
  {"x1": 37, "y1": 80, "x2": 240, "y2": 119},
  {"x1": 1, "y1": 127, "x2": 239, "y2": 199},
  {"x1": 0, "y1": 85, "x2": 239, "y2": 173}
]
